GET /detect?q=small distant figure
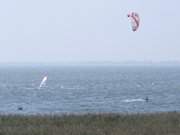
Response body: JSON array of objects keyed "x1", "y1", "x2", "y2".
[
  {"x1": 18, "y1": 107, "x2": 23, "y2": 111},
  {"x1": 145, "y1": 96, "x2": 149, "y2": 102}
]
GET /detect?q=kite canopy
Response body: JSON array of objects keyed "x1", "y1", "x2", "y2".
[{"x1": 127, "y1": 12, "x2": 140, "y2": 32}]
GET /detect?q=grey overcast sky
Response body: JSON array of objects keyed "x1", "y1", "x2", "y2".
[{"x1": 0, "y1": 0, "x2": 179, "y2": 63}]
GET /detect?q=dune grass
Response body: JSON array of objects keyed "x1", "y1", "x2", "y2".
[{"x1": 0, "y1": 112, "x2": 180, "y2": 135}]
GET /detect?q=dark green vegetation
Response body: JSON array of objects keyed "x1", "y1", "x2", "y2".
[{"x1": 0, "y1": 112, "x2": 180, "y2": 135}]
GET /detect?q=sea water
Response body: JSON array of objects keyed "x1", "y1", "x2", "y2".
[{"x1": 0, "y1": 65, "x2": 180, "y2": 114}]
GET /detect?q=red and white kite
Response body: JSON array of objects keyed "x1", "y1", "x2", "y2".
[{"x1": 127, "y1": 12, "x2": 140, "y2": 32}]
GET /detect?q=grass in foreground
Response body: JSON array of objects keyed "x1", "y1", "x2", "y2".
[{"x1": 0, "y1": 112, "x2": 180, "y2": 135}]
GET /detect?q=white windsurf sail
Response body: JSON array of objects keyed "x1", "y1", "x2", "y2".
[{"x1": 39, "y1": 76, "x2": 48, "y2": 89}]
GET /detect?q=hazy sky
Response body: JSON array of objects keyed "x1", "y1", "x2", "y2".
[{"x1": 0, "y1": 0, "x2": 179, "y2": 63}]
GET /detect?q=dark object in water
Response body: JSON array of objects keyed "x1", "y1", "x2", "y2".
[
  {"x1": 145, "y1": 97, "x2": 149, "y2": 102},
  {"x1": 18, "y1": 107, "x2": 23, "y2": 111}
]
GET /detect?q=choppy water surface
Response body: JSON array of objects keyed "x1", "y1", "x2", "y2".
[{"x1": 0, "y1": 66, "x2": 180, "y2": 114}]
